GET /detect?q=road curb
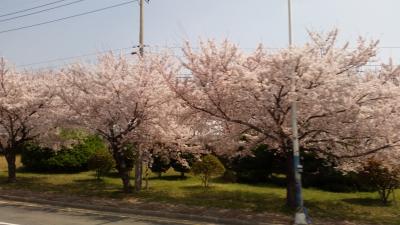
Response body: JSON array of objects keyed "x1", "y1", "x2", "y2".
[{"x1": 0, "y1": 194, "x2": 285, "y2": 225}]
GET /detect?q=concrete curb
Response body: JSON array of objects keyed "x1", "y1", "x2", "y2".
[{"x1": 0, "y1": 194, "x2": 286, "y2": 225}]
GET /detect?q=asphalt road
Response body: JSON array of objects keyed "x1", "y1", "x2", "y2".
[{"x1": 0, "y1": 200, "x2": 217, "y2": 225}]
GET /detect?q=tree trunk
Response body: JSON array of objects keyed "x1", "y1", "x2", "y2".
[
  {"x1": 111, "y1": 145, "x2": 133, "y2": 193},
  {"x1": 144, "y1": 166, "x2": 149, "y2": 190},
  {"x1": 5, "y1": 153, "x2": 16, "y2": 183},
  {"x1": 180, "y1": 172, "x2": 185, "y2": 179},
  {"x1": 135, "y1": 154, "x2": 143, "y2": 192},
  {"x1": 379, "y1": 188, "x2": 393, "y2": 205},
  {"x1": 119, "y1": 168, "x2": 132, "y2": 193},
  {"x1": 96, "y1": 169, "x2": 101, "y2": 181},
  {"x1": 116, "y1": 159, "x2": 132, "y2": 193},
  {"x1": 286, "y1": 151, "x2": 296, "y2": 209},
  {"x1": 204, "y1": 175, "x2": 209, "y2": 188}
]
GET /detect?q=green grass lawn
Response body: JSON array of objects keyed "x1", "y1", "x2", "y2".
[{"x1": 0, "y1": 156, "x2": 399, "y2": 225}]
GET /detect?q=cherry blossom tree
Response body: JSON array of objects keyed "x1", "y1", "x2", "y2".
[
  {"x1": 0, "y1": 58, "x2": 55, "y2": 182},
  {"x1": 57, "y1": 53, "x2": 176, "y2": 192},
  {"x1": 162, "y1": 30, "x2": 400, "y2": 207}
]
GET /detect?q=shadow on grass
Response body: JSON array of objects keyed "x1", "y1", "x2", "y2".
[
  {"x1": 0, "y1": 173, "x2": 126, "y2": 199},
  {"x1": 148, "y1": 175, "x2": 188, "y2": 181},
  {"x1": 0, "y1": 176, "x2": 45, "y2": 185},
  {"x1": 15, "y1": 167, "x2": 30, "y2": 173},
  {"x1": 342, "y1": 197, "x2": 387, "y2": 207},
  {"x1": 66, "y1": 178, "x2": 127, "y2": 198},
  {"x1": 180, "y1": 185, "x2": 213, "y2": 190},
  {"x1": 139, "y1": 184, "x2": 290, "y2": 213},
  {"x1": 15, "y1": 167, "x2": 90, "y2": 175},
  {"x1": 75, "y1": 178, "x2": 106, "y2": 184},
  {"x1": 104, "y1": 171, "x2": 121, "y2": 178},
  {"x1": 213, "y1": 179, "x2": 286, "y2": 188},
  {"x1": 303, "y1": 197, "x2": 400, "y2": 225}
]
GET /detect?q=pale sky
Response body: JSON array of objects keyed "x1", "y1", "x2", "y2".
[{"x1": 0, "y1": 0, "x2": 399, "y2": 70}]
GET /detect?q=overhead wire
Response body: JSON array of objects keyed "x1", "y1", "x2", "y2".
[
  {"x1": 16, "y1": 47, "x2": 191, "y2": 72},
  {"x1": 0, "y1": 0, "x2": 138, "y2": 35},
  {"x1": 16, "y1": 46, "x2": 133, "y2": 69},
  {"x1": 0, "y1": 0, "x2": 71, "y2": 18},
  {"x1": 0, "y1": 0, "x2": 88, "y2": 23}
]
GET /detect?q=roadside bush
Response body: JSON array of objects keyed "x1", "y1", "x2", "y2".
[
  {"x1": 230, "y1": 144, "x2": 280, "y2": 183},
  {"x1": 226, "y1": 145, "x2": 369, "y2": 192},
  {"x1": 192, "y1": 155, "x2": 225, "y2": 188},
  {"x1": 359, "y1": 159, "x2": 400, "y2": 205},
  {"x1": 20, "y1": 143, "x2": 55, "y2": 171},
  {"x1": 220, "y1": 170, "x2": 237, "y2": 183},
  {"x1": 55, "y1": 135, "x2": 107, "y2": 172},
  {"x1": 48, "y1": 147, "x2": 95, "y2": 172},
  {"x1": 88, "y1": 150, "x2": 115, "y2": 180},
  {"x1": 21, "y1": 135, "x2": 107, "y2": 172},
  {"x1": 171, "y1": 152, "x2": 198, "y2": 178},
  {"x1": 301, "y1": 151, "x2": 370, "y2": 192},
  {"x1": 151, "y1": 154, "x2": 171, "y2": 177}
]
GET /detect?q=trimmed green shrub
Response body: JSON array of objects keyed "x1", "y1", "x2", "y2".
[
  {"x1": 192, "y1": 155, "x2": 225, "y2": 188},
  {"x1": 151, "y1": 154, "x2": 171, "y2": 178},
  {"x1": 221, "y1": 170, "x2": 237, "y2": 183},
  {"x1": 20, "y1": 143, "x2": 55, "y2": 171},
  {"x1": 45, "y1": 148, "x2": 89, "y2": 172},
  {"x1": 230, "y1": 144, "x2": 280, "y2": 183},
  {"x1": 21, "y1": 135, "x2": 107, "y2": 172},
  {"x1": 171, "y1": 152, "x2": 197, "y2": 178},
  {"x1": 88, "y1": 150, "x2": 115, "y2": 180},
  {"x1": 300, "y1": 151, "x2": 371, "y2": 192},
  {"x1": 227, "y1": 145, "x2": 370, "y2": 192}
]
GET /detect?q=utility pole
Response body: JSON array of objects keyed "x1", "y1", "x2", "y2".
[
  {"x1": 134, "y1": 0, "x2": 148, "y2": 192},
  {"x1": 288, "y1": 0, "x2": 308, "y2": 224},
  {"x1": 132, "y1": 0, "x2": 148, "y2": 56},
  {"x1": 139, "y1": 0, "x2": 144, "y2": 57}
]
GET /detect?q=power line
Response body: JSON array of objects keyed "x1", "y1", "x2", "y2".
[
  {"x1": 0, "y1": 0, "x2": 88, "y2": 23},
  {"x1": 0, "y1": 0, "x2": 138, "y2": 35},
  {"x1": 0, "y1": 0, "x2": 70, "y2": 18},
  {"x1": 380, "y1": 46, "x2": 400, "y2": 49},
  {"x1": 17, "y1": 46, "x2": 188, "y2": 69},
  {"x1": 16, "y1": 46, "x2": 133, "y2": 69},
  {"x1": 16, "y1": 49, "x2": 184, "y2": 71},
  {"x1": 18, "y1": 51, "x2": 151, "y2": 71}
]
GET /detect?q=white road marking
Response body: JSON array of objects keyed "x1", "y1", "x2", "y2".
[{"x1": 0, "y1": 222, "x2": 20, "y2": 225}]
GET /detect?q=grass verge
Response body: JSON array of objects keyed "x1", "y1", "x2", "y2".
[{"x1": 0, "y1": 156, "x2": 398, "y2": 224}]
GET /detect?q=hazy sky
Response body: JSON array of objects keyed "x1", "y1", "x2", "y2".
[{"x1": 0, "y1": 0, "x2": 399, "y2": 70}]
